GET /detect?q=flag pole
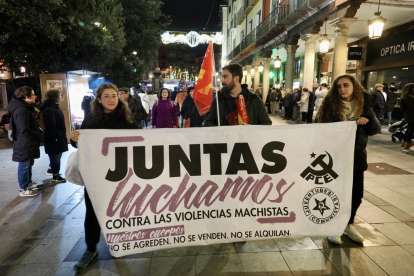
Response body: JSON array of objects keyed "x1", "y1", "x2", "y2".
[{"x1": 212, "y1": 45, "x2": 221, "y2": 127}]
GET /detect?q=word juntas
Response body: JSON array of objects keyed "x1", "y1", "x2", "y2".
[{"x1": 105, "y1": 142, "x2": 287, "y2": 181}]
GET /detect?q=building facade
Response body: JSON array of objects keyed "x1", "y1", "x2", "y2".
[{"x1": 221, "y1": 0, "x2": 414, "y2": 105}]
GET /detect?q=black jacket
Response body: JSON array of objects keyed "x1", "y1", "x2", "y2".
[
  {"x1": 39, "y1": 101, "x2": 68, "y2": 155},
  {"x1": 372, "y1": 90, "x2": 386, "y2": 113},
  {"x1": 385, "y1": 91, "x2": 397, "y2": 112},
  {"x1": 8, "y1": 98, "x2": 41, "y2": 162},
  {"x1": 81, "y1": 94, "x2": 94, "y2": 117},
  {"x1": 181, "y1": 95, "x2": 204, "y2": 127},
  {"x1": 319, "y1": 93, "x2": 381, "y2": 171},
  {"x1": 402, "y1": 95, "x2": 414, "y2": 124},
  {"x1": 205, "y1": 84, "x2": 272, "y2": 126},
  {"x1": 71, "y1": 109, "x2": 138, "y2": 148},
  {"x1": 283, "y1": 94, "x2": 294, "y2": 108},
  {"x1": 308, "y1": 92, "x2": 316, "y2": 113}
]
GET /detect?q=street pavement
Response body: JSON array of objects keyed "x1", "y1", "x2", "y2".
[{"x1": 0, "y1": 113, "x2": 414, "y2": 276}]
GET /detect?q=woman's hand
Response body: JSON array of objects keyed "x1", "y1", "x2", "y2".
[
  {"x1": 70, "y1": 131, "x2": 80, "y2": 142},
  {"x1": 356, "y1": 117, "x2": 369, "y2": 125}
]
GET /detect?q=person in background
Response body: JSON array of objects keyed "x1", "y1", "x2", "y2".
[
  {"x1": 181, "y1": 87, "x2": 204, "y2": 127},
  {"x1": 401, "y1": 83, "x2": 414, "y2": 153},
  {"x1": 39, "y1": 89, "x2": 67, "y2": 183},
  {"x1": 175, "y1": 88, "x2": 187, "y2": 127},
  {"x1": 147, "y1": 91, "x2": 158, "y2": 127},
  {"x1": 152, "y1": 88, "x2": 178, "y2": 128},
  {"x1": 316, "y1": 74, "x2": 380, "y2": 245},
  {"x1": 307, "y1": 87, "x2": 316, "y2": 124},
  {"x1": 372, "y1": 83, "x2": 386, "y2": 124},
  {"x1": 81, "y1": 89, "x2": 95, "y2": 119},
  {"x1": 269, "y1": 87, "x2": 278, "y2": 115},
  {"x1": 385, "y1": 84, "x2": 397, "y2": 126},
  {"x1": 255, "y1": 85, "x2": 262, "y2": 99},
  {"x1": 315, "y1": 83, "x2": 328, "y2": 112},
  {"x1": 283, "y1": 89, "x2": 294, "y2": 120},
  {"x1": 138, "y1": 89, "x2": 150, "y2": 128},
  {"x1": 70, "y1": 83, "x2": 138, "y2": 272},
  {"x1": 279, "y1": 87, "x2": 286, "y2": 118},
  {"x1": 297, "y1": 87, "x2": 310, "y2": 123},
  {"x1": 8, "y1": 86, "x2": 43, "y2": 196},
  {"x1": 118, "y1": 87, "x2": 146, "y2": 129}
]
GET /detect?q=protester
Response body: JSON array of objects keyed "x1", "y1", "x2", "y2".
[
  {"x1": 39, "y1": 89, "x2": 68, "y2": 183},
  {"x1": 315, "y1": 83, "x2": 328, "y2": 111},
  {"x1": 8, "y1": 86, "x2": 43, "y2": 196},
  {"x1": 401, "y1": 83, "x2": 414, "y2": 153},
  {"x1": 70, "y1": 83, "x2": 138, "y2": 272},
  {"x1": 152, "y1": 88, "x2": 178, "y2": 128},
  {"x1": 147, "y1": 91, "x2": 158, "y2": 127},
  {"x1": 297, "y1": 87, "x2": 310, "y2": 123},
  {"x1": 316, "y1": 74, "x2": 380, "y2": 244},
  {"x1": 385, "y1": 84, "x2": 397, "y2": 126},
  {"x1": 175, "y1": 88, "x2": 187, "y2": 127},
  {"x1": 372, "y1": 83, "x2": 386, "y2": 123},
  {"x1": 138, "y1": 90, "x2": 150, "y2": 128},
  {"x1": 81, "y1": 89, "x2": 95, "y2": 119},
  {"x1": 255, "y1": 85, "x2": 262, "y2": 99},
  {"x1": 269, "y1": 88, "x2": 278, "y2": 115},
  {"x1": 283, "y1": 89, "x2": 294, "y2": 120},
  {"x1": 181, "y1": 87, "x2": 204, "y2": 127},
  {"x1": 279, "y1": 87, "x2": 286, "y2": 118},
  {"x1": 205, "y1": 64, "x2": 271, "y2": 126},
  {"x1": 118, "y1": 87, "x2": 147, "y2": 129},
  {"x1": 292, "y1": 88, "x2": 301, "y2": 122},
  {"x1": 307, "y1": 88, "x2": 316, "y2": 123}
]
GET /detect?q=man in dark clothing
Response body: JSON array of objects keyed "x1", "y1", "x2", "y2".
[
  {"x1": 118, "y1": 87, "x2": 147, "y2": 129},
  {"x1": 81, "y1": 89, "x2": 95, "y2": 118},
  {"x1": 372, "y1": 83, "x2": 386, "y2": 123},
  {"x1": 8, "y1": 86, "x2": 43, "y2": 196},
  {"x1": 205, "y1": 64, "x2": 271, "y2": 126}
]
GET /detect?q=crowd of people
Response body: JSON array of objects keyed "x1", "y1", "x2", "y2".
[{"x1": 5, "y1": 63, "x2": 414, "y2": 272}]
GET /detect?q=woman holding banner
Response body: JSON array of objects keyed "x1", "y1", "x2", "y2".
[
  {"x1": 70, "y1": 83, "x2": 138, "y2": 272},
  {"x1": 152, "y1": 88, "x2": 178, "y2": 128},
  {"x1": 316, "y1": 75, "x2": 380, "y2": 245}
]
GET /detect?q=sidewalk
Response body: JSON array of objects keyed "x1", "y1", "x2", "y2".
[{"x1": 0, "y1": 114, "x2": 413, "y2": 276}]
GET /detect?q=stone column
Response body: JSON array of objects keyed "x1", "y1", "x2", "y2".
[
  {"x1": 246, "y1": 65, "x2": 252, "y2": 88},
  {"x1": 262, "y1": 58, "x2": 271, "y2": 104},
  {"x1": 330, "y1": 17, "x2": 357, "y2": 80},
  {"x1": 301, "y1": 34, "x2": 321, "y2": 89},
  {"x1": 284, "y1": 45, "x2": 299, "y2": 90},
  {"x1": 253, "y1": 64, "x2": 260, "y2": 91}
]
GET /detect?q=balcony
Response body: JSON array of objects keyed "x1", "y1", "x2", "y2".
[
  {"x1": 227, "y1": 29, "x2": 257, "y2": 61},
  {"x1": 244, "y1": 0, "x2": 256, "y2": 16},
  {"x1": 255, "y1": 1, "x2": 290, "y2": 43},
  {"x1": 237, "y1": 7, "x2": 245, "y2": 25}
]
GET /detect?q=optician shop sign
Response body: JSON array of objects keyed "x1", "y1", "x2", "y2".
[{"x1": 367, "y1": 30, "x2": 414, "y2": 66}]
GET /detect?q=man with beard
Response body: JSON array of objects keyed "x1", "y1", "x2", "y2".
[{"x1": 205, "y1": 64, "x2": 271, "y2": 126}]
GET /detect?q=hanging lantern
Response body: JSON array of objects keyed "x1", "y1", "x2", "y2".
[
  {"x1": 274, "y1": 56, "x2": 281, "y2": 68},
  {"x1": 258, "y1": 62, "x2": 264, "y2": 73},
  {"x1": 368, "y1": 12, "x2": 386, "y2": 39},
  {"x1": 250, "y1": 68, "x2": 255, "y2": 75},
  {"x1": 319, "y1": 35, "x2": 331, "y2": 53},
  {"x1": 243, "y1": 70, "x2": 247, "y2": 76}
]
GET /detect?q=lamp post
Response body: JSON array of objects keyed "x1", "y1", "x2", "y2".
[
  {"x1": 319, "y1": 19, "x2": 331, "y2": 53},
  {"x1": 368, "y1": 0, "x2": 386, "y2": 39}
]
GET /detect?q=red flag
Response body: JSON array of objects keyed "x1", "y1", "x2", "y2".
[{"x1": 193, "y1": 41, "x2": 214, "y2": 116}]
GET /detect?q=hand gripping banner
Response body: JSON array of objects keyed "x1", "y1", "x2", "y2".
[{"x1": 77, "y1": 122, "x2": 356, "y2": 257}]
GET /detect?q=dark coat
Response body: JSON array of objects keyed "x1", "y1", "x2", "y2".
[
  {"x1": 8, "y1": 98, "x2": 41, "y2": 162},
  {"x1": 385, "y1": 91, "x2": 397, "y2": 112},
  {"x1": 308, "y1": 92, "x2": 316, "y2": 113},
  {"x1": 372, "y1": 90, "x2": 386, "y2": 113},
  {"x1": 70, "y1": 110, "x2": 138, "y2": 148},
  {"x1": 181, "y1": 95, "x2": 204, "y2": 127},
  {"x1": 402, "y1": 95, "x2": 414, "y2": 123},
  {"x1": 283, "y1": 93, "x2": 294, "y2": 108},
  {"x1": 319, "y1": 92, "x2": 381, "y2": 171},
  {"x1": 39, "y1": 101, "x2": 68, "y2": 155},
  {"x1": 205, "y1": 84, "x2": 272, "y2": 126},
  {"x1": 81, "y1": 94, "x2": 94, "y2": 117}
]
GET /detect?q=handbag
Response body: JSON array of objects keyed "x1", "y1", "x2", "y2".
[{"x1": 65, "y1": 151, "x2": 84, "y2": 185}]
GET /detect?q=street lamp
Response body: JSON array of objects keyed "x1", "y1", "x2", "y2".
[
  {"x1": 250, "y1": 68, "x2": 255, "y2": 75},
  {"x1": 243, "y1": 70, "x2": 247, "y2": 76},
  {"x1": 368, "y1": 0, "x2": 386, "y2": 39},
  {"x1": 258, "y1": 62, "x2": 264, "y2": 73},
  {"x1": 132, "y1": 51, "x2": 137, "y2": 55},
  {"x1": 319, "y1": 19, "x2": 331, "y2": 53}
]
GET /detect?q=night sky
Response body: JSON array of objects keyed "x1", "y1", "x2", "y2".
[{"x1": 161, "y1": 0, "x2": 227, "y2": 58}]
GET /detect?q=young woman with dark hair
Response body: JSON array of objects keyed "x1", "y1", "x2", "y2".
[
  {"x1": 316, "y1": 74, "x2": 381, "y2": 245},
  {"x1": 151, "y1": 88, "x2": 178, "y2": 128},
  {"x1": 70, "y1": 83, "x2": 138, "y2": 272},
  {"x1": 39, "y1": 89, "x2": 68, "y2": 183}
]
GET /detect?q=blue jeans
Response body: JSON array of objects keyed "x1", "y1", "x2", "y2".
[
  {"x1": 387, "y1": 111, "x2": 392, "y2": 125},
  {"x1": 18, "y1": 157, "x2": 34, "y2": 190},
  {"x1": 48, "y1": 153, "x2": 62, "y2": 175}
]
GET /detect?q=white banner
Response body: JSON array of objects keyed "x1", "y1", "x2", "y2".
[{"x1": 77, "y1": 122, "x2": 356, "y2": 257}]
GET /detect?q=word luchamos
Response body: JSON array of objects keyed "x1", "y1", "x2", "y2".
[{"x1": 105, "y1": 142, "x2": 287, "y2": 181}]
